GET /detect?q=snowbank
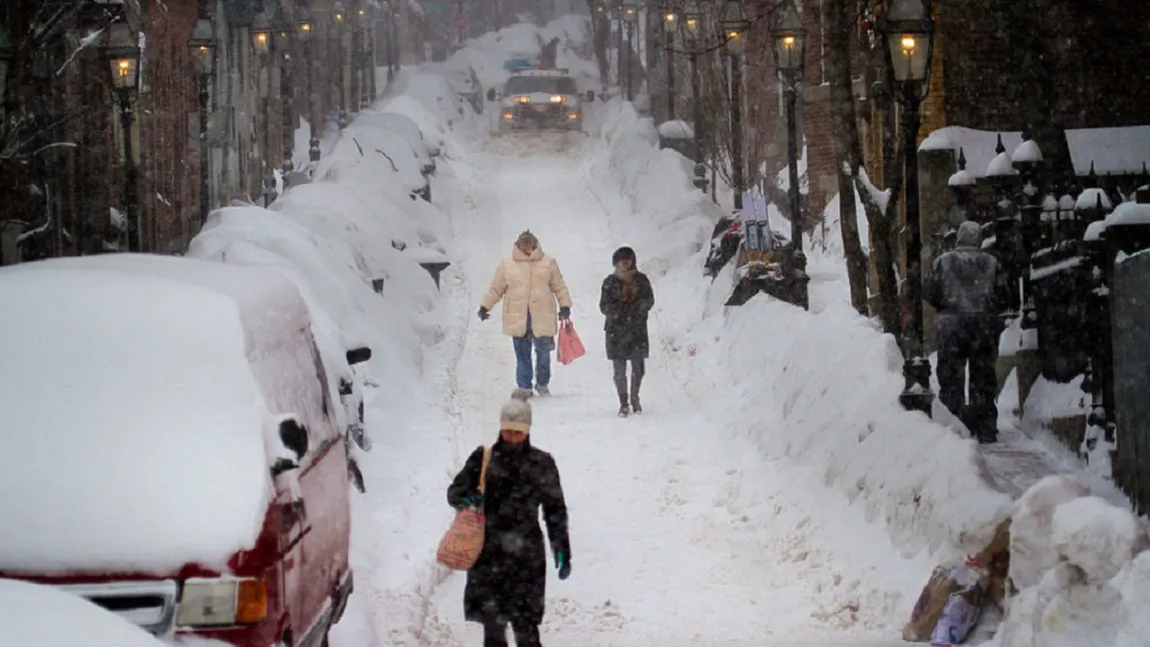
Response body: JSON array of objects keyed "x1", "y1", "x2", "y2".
[
  {"x1": 988, "y1": 477, "x2": 1150, "y2": 647},
  {"x1": 0, "y1": 578, "x2": 168, "y2": 647},
  {"x1": 589, "y1": 98, "x2": 1013, "y2": 564},
  {"x1": 0, "y1": 259, "x2": 273, "y2": 576}
]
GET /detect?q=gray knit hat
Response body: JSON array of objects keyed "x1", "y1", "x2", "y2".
[{"x1": 500, "y1": 391, "x2": 533, "y2": 433}]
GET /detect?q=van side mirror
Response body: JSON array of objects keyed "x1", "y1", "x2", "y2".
[
  {"x1": 486, "y1": 88, "x2": 497, "y2": 101},
  {"x1": 585, "y1": 90, "x2": 595, "y2": 103},
  {"x1": 346, "y1": 347, "x2": 372, "y2": 366},
  {"x1": 279, "y1": 417, "x2": 309, "y2": 460}
]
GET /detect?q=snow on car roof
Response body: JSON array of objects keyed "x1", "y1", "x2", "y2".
[
  {"x1": 514, "y1": 68, "x2": 570, "y2": 77},
  {"x1": 0, "y1": 578, "x2": 168, "y2": 647},
  {"x1": 0, "y1": 255, "x2": 283, "y2": 576}
]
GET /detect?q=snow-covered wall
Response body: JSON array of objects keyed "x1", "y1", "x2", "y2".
[{"x1": 588, "y1": 99, "x2": 1014, "y2": 562}]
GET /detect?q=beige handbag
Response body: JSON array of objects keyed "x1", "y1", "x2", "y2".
[{"x1": 436, "y1": 447, "x2": 492, "y2": 571}]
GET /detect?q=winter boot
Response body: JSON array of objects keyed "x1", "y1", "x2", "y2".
[
  {"x1": 614, "y1": 377, "x2": 630, "y2": 417},
  {"x1": 629, "y1": 372, "x2": 643, "y2": 414},
  {"x1": 535, "y1": 385, "x2": 551, "y2": 397}
]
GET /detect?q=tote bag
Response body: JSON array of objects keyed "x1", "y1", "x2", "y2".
[
  {"x1": 436, "y1": 447, "x2": 491, "y2": 571},
  {"x1": 557, "y1": 320, "x2": 587, "y2": 365}
]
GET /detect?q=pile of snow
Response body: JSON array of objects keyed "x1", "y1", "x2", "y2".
[
  {"x1": 0, "y1": 578, "x2": 169, "y2": 647},
  {"x1": 989, "y1": 475, "x2": 1150, "y2": 647},
  {"x1": 588, "y1": 89, "x2": 1015, "y2": 596},
  {"x1": 445, "y1": 16, "x2": 599, "y2": 94}
]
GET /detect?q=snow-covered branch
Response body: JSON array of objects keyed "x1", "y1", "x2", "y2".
[{"x1": 56, "y1": 28, "x2": 105, "y2": 77}]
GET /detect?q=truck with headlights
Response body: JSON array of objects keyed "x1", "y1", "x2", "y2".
[{"x1": 487, "y1": 68, "x2": 595, "y2": 133}]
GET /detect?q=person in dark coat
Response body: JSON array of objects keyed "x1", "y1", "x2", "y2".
[
  {"x1": 446, "y1": 392, "x2": 571, "y2": 647},
  {"x1": 599, "y1": 246, "x2": 655, "y2": 417},
  {"x1": 924, "y1": 220, "x2": 1012, "y2": 444},
  {"x1": 539, "y1": 37, "x2": 560, "y2": 69}
]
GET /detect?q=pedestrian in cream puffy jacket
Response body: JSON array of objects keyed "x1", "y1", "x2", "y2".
[{"x1": 478, "y1": 231, "x2": 573, "y2": 397}]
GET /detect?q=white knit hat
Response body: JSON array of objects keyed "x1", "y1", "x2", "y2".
[{"x1": 500, "y1": 391, "x2": 533, "y2": 433}]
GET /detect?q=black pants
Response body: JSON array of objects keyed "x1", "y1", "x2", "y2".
[
  {"x1": 483, "y1": 621, "x2": 541, "y2": 647},
  {"x1": 936, "y1": 314, "x2": 1000, "y2": 440}
]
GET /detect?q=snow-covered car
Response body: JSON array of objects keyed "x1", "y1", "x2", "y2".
[
  {"x1": 448, "y1": 65, "x2": 484, "y2": 114},
  {"x1": 342, "y1": 119, "x2": 433, "y2": 202},
  {"x1": 488, "y1": 68, "x2": 595, "y2": 132},
  {"x1": 355, "y1": 111, "x2": 437, "y2": 178},
  {"x1": 0, "y1": 254, "x2": 355, "y2": 647},
  {"x1": 0, "y1": 578, "x2": 172, "y2": 647}
]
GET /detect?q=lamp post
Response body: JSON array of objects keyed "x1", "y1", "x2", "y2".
[
  {"x1": 189, "y1": 16, "x2": 215, "y2": 228},
  {"x1": 682, "y1": 4, "x2": 707, "y2": 194},
  {"x1": 0, "y1": 26, "x2": 11, "y2": 114},
  {"x1": 252, "y1": 9, "x2": 273, "y2": 206},
  {"x1": 663, "y1": 7, "x2": 676, "y2": 120},
  {"x1": 771, "y1": 0, "x2": 809, "y2": 309},
  {"x1": 357, "y1": 4, "x2": 372, "y2": 110},
  {"x1": 882, "y1": 0, "x2": 935, "y2": 416},
  {"x1": 102, "y1": 22, "x2": 142, "y2": 252},
  {"x1": 364, "y1": 4, "x2": 376, "y2": 104},
  {"x1": 297, "y1": 6, "x2": 320, "y2": 163},
  {"x1": 276, "y1": 8, "x2": 295, "y2": 188},
  {"x1": 721, "y1": 0, "x2": 749, "y2": 212},
  {"x1": 621, "y1": 0, "x2": 637, "y2": 102},
  {"x1": 348, "y1": 3, "x2": 361, "y2": 115},
  {"x1": 333, "y1": 1, "x2": 348, "y2": 129}
]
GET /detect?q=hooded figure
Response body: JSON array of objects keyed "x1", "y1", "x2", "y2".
[
  {"x1": 447, "y1": 391, "x2": 571, "y2": 647},
  {"x1": 479, "y1": 231, "x2": 573, "y2": 396},
  {"x1": 540, "y1": 37, "x2": 560, "y2": 69},
  {"x1": 924, "y1": 220, "x2": 1011, "y2": 443},
  {"x1": 599, "y1": 246, "x2": 655, "y2": 416}
]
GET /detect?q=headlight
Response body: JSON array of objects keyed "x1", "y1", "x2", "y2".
[
  {"x1": 513, "y1": 96, "x2": 530, "y2": 104},
  {"x1": 502, "y1": 112, "x2": 514, "y2": 120},
  {"x1": 549, "y1": 95, "x2": 565, "y2": 103},
  {"x1": 177, "y1": 578, "x2": 268, "y2": 628}
]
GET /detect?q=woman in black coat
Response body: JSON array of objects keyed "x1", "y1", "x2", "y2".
[
  {"x1": 446, "y1": 393, "x2": 570, "y2": 647},
  {"x1": 599, "y1": 246, "x2": 655, "y2": 417}
]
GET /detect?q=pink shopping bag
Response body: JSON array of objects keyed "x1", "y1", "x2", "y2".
[{"x1": 557, "y1": 320, "x2": 586, "y2": 365}]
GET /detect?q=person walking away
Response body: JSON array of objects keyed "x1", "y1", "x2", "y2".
[
  {"x1": 479, "y1": 231, "x2": 573, "y2": 397},
  {"x1": 924, "y1": 220, "x2": 1011, "y2": 444},
  {"x1": 446, "y1": 392, "x2": 571, "y2": 647},
  {"x1": 599, "y1": 246, "x2": 655, "y2": 417},
  {"x1": 540, "y1": 37, "x2": 560, "y2": 69}
]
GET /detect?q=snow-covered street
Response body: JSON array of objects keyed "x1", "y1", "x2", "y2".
[{"x1": 334, "y1": 133, "x2": 921, "y2": 646}]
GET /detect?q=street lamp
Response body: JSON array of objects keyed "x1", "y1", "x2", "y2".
[
  {"x1": 721, "y1": 0, "x2": 750, "y2": 211},
  {"x1": 356, "y1": 4, "x2": 372, "y2": 111},
  {"x1": 882, "y1": 0, "x2": 935, "y2": 416},
  {"x1": 102, "y1": 21, "x2": 142, "y2": 252},
  {"x1": 620, "y1": 0, "x2": 637, "y2": 102},
  {"x1": 252, "y1": 8, "x2": 274, "y2": 206},
  {"x1": 663, "y1": 8, "x2": 676, "y2": 120},
  {"x1": 681, "y1": 1, "x2": 708, "y2": 194},
  {"x1": 771, "y1": 0, "x2": 809, "y2": 309},
  {"x1": 361, "y1": 4, "x2": 376, "y2": 107},
  {"x1": 275, "y1": 7, "x2": 295, "y2": 187},
  {"x1": 189, "y1": 16, "x2": 215, "y2": 228},
  {"x1": 333, "y1": 1, "x2": 349, "y2": 129},
  {"x1": 297, "y1": 5, "x2": 320, "y2": 164}
]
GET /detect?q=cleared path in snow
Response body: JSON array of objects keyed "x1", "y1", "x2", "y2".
[{"x1": 410, "y1": 133, "x2": 907, "y2": 646}]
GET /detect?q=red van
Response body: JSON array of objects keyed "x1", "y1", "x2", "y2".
[{"x1": 0, "y1": 255, "x2": 358, "y2": 647}]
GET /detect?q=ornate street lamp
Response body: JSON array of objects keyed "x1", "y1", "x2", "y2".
[
  {"x1": 360, "y1": 4, "x2": 376, "y2": 107},
  {"x1": 721, "y1": 0, "x2": 750, "y2": 211},
  {"x1": 620, "y1": 0, "x2": 638, "y2": 102},
  {"x1": 771, "y1": 0, "x2": 809, "y2": 309},
  {"x1": 251, "y1": 8, "x2": 273, "y2": 56},
  {"x1": 297, "y1": 5, "x2": 321, "y2": 164},
  {"x1": 333, "y1": 1, "x2": 349, "y2": 129},
  {"x1": 274, "y1": 6, "x2": 295, "y2": 186},
  {"x1": 189, "y1": 16, "x2": 215, "y2": 227},
  {"x1": 882, "y1": 0, "x2": 935, "y2": 416},
  {"x1": 252, "y1": 8, "x2": 274, "y2": 206},
  {"x1": 663, "y1": 7, "x2": 676, "y2": 120},
  {"x1": 680, "y1": 1, "x2": 707, "y2": 194},
  {"x1": 102, "y1": 21, "x2": 142, "y2": 252}
]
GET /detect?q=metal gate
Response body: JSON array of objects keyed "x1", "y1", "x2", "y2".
[{"x1": 1111, "y1": 250, "x2": 1150, "y2": 513}]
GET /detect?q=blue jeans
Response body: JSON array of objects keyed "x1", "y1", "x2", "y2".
[{"x1": 513, "y1": 315, "x2": 553, "y2": 389}]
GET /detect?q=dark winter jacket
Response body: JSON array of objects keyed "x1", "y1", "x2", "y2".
[
  {"x1": 599, "y1": 269, "x2": 654, "y2": 360},
  {"x1": 924, "y1": 221, "x2": 1011, "y2": 318},
  {"x1": 540, "y1": 38, "x2": 559, "y2": 69},
  {"x1": 447, "y1": 440, "x2": 570, "y2": 626}
]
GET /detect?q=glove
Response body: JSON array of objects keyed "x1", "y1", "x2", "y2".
[
  {"x1": 556, "y1": 552, "x2": 571, "y2": 580},
  {"x1": 558, "y1": 306, "x2": 571, "y2": 321},
  {"x1": 460, "y1": 494, "x2": 484, "y2": 509},
  {"x1": 477, "y1": 307, "x2": 490, "y2": 321}
]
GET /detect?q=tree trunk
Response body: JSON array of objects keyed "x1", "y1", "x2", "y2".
[{"x1": 826, "y1": 0, "x2": 869, "y2": 315}]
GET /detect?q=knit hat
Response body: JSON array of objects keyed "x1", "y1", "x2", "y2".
[
  {"x1": 516, "y1": 230, "x2": 539, "y2": 249},
  {"x1": 612, "y1": 246, "x2": 636, "y2": 266},
  {"x1": 500, "y1": 391, "x2": 533, "y2": 433}
]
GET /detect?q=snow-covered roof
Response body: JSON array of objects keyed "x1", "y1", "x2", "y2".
[
  {"x1": 0, "y1": 578, "x2": 167, "y2": 647},
  {"x1": 658, "y1": 119, "x2": 695, "y2": 140},
  {"x1": 920, "y1": 125, "x2": 1150, "y2": 178},
  {"x1": 0, "y1": 255, "x2": 294, "y2": 577}
]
